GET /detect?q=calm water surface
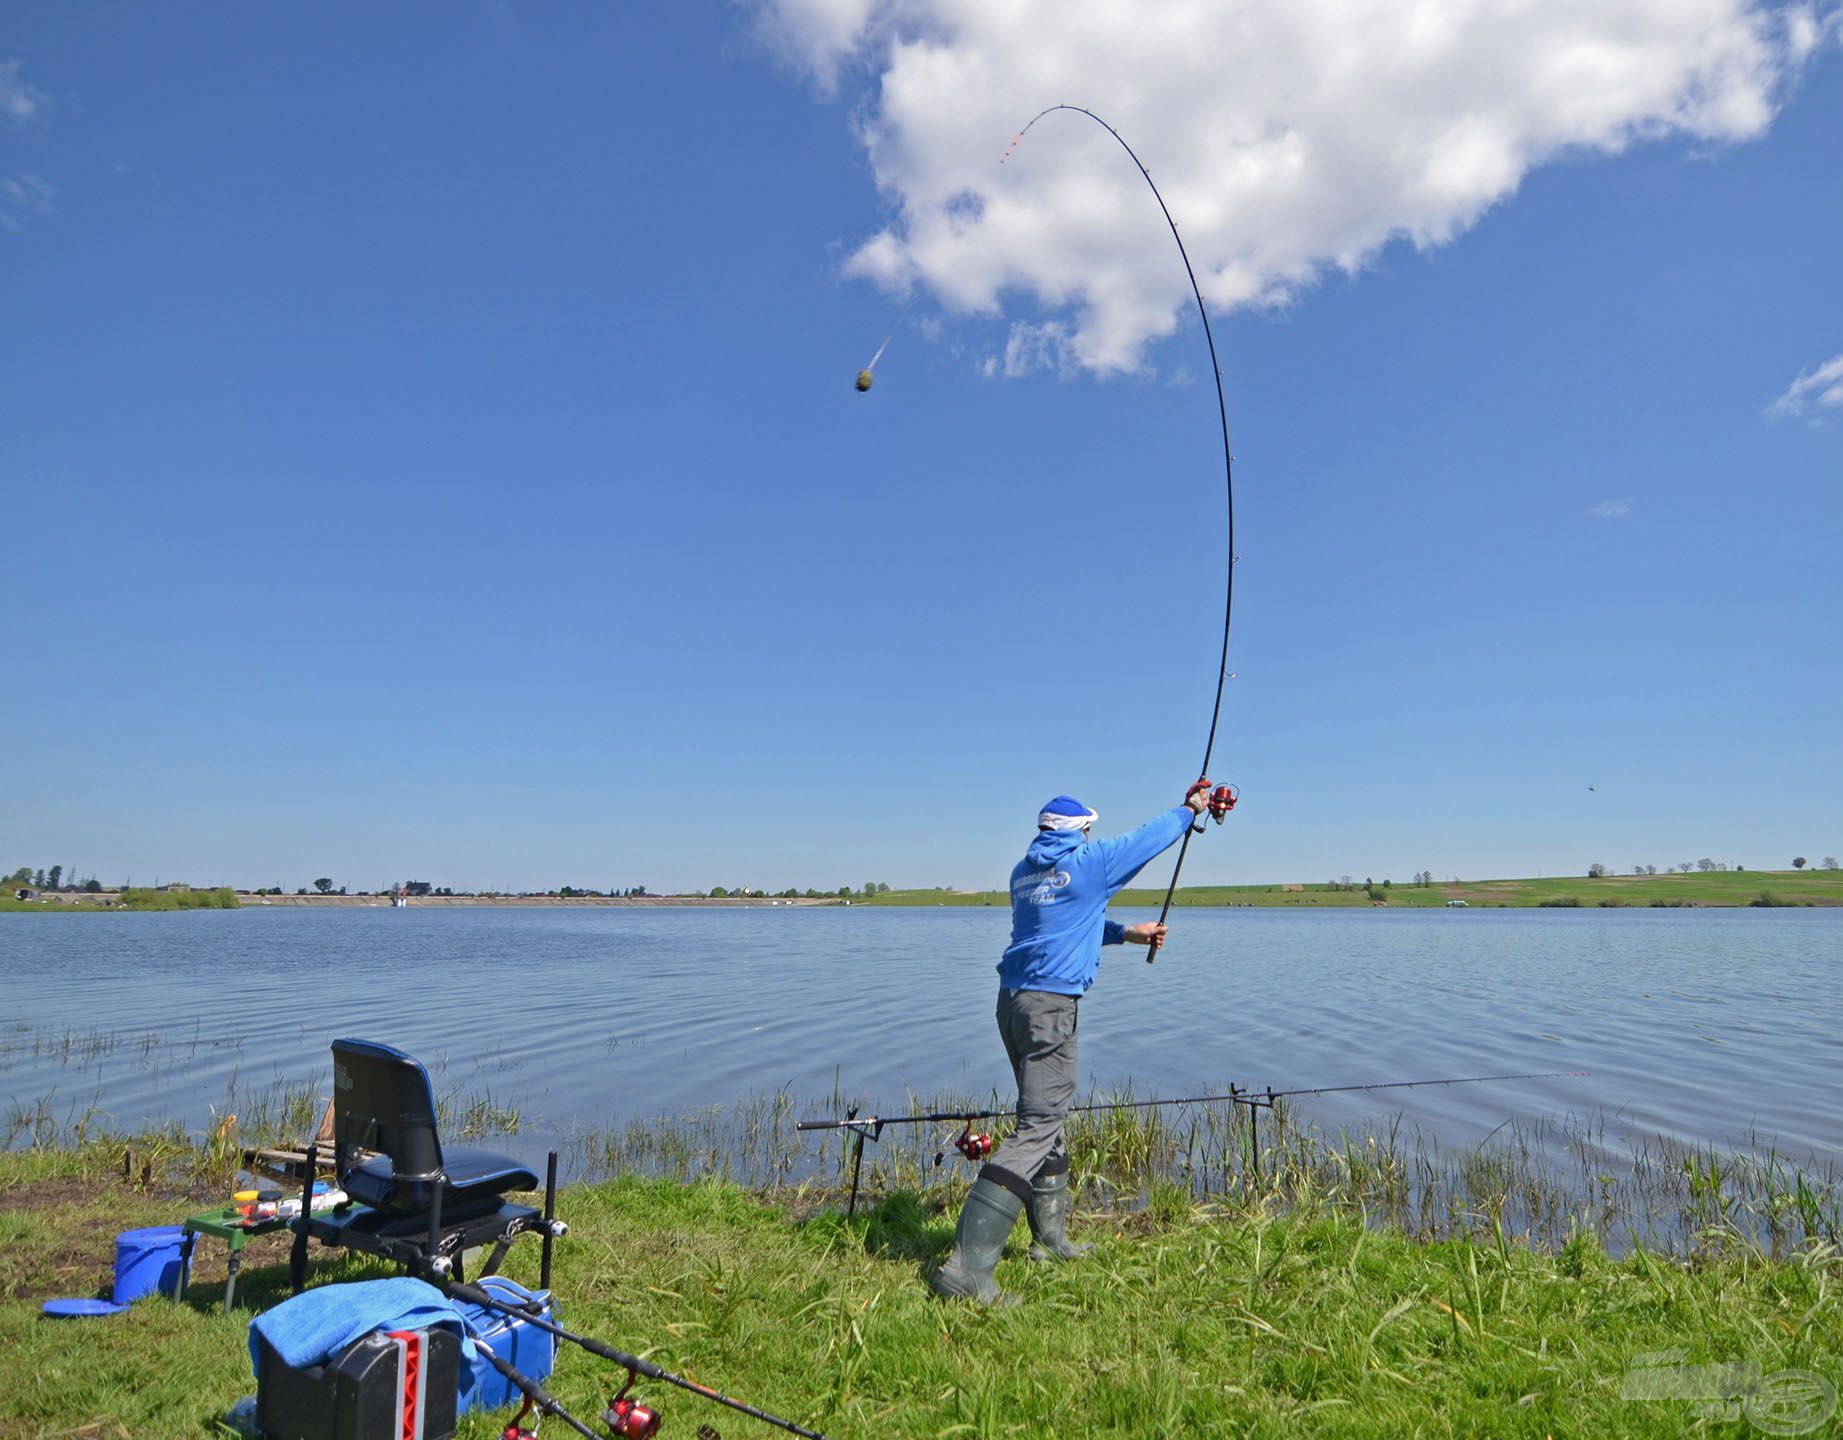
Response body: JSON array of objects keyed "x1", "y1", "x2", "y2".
[{"x1": 2, "y1": 906, "x2": 1837, "y2": 1170}]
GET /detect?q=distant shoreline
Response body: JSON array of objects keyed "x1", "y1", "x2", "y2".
[
  {"x1": 9, "y1": 891, "x2": 843, "y2": 909},
  {"x1": 8, "y1": 867, "x2": 1839, "y2": 911},
  {"x1": 239, "y1": 893, "x2": 843, "y2": 907}
]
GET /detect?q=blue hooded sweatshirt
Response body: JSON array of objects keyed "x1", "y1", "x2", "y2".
[{"x1": 997, "y1": 806, "x2": 1193, "y2": 995}]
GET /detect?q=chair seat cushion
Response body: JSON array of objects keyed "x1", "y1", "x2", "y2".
[{"x1": 345, "y1": 1148, "x2": 541, "y2": 1215}]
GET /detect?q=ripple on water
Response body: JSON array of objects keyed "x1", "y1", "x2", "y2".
[{"x1": 1, "y1": 906, "x2": 1838, "y2": 1167}]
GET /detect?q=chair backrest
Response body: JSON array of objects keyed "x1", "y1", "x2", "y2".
[{"x1": 330, "y1": 1038, "x2": 444, "y2": 1189}]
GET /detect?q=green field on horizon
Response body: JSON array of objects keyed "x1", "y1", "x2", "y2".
[{"x1": 864, "y1": 865, "x2": 1843, "y2": 908}]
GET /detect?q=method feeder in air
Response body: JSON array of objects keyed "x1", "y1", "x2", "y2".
[
  {"x1": 1004, "y1": 105, "x2": 1238, "y2": 960},
  {"x1": 853, "y1": 297, "x2": 914, "y2": 393}
]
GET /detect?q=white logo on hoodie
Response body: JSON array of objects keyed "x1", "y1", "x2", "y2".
[{"x1": 1013, "y1": 868, "x2": 1072, "y2": 905}]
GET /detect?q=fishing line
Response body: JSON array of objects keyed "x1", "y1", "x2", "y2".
[{"x1": 1004, "y1": 106, "x2": 1236, "y2": 961}]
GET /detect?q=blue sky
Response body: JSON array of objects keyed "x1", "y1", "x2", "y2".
[{"x1": 3, "y1": 4, "x2": 1839, "y2": 894}]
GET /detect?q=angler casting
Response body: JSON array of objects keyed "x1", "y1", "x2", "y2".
[
  {"x1": 1005, "y1": 104, "x2": 1241, "y2": 961},
  {"x1": 927, "y1": 108, "x2": 1246, "y2": 1306},
  {"x1": 930, "y1": 787, "x2": 1209, "y2": 1305}
]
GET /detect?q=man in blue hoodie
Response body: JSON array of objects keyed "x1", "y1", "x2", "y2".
[{"x1": 931, "y1": 787, "x2": 1206, "y2": 1304}]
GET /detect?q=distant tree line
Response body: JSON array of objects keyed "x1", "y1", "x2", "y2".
[
  {"x1": 705, "y1": 882, "x2": 891, "y2": 899},
  {"x1": 1592, "y1": 859, "x2": 1746, "y2": 876},
  {"x1": 5, "y1": 865, "x2": 104, "y2": 894}
]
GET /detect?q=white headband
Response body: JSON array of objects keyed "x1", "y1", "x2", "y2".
[{"x1": 1038, "y1": 808, "x2": 1097, "y2": 832}]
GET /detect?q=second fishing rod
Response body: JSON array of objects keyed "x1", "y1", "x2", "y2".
[
  {"x1": 430, "y1": 1274, "x2": 835, "y2": 1440},
  {"x1": 798, "y1": 1070, "x2": 1590, "y2": 1216}
]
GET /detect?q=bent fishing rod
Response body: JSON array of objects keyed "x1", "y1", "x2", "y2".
[
  {"x1": 1005, "y1": 105, "x2": 1237, "y2": 962},
  {"x1": 433, "y1": 1276, "x2": 834, "y2": 1440}
]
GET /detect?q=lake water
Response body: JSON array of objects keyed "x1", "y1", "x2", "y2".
[{"x1": 2, "y1": 906, "x2": 1837, "y2": 1177}]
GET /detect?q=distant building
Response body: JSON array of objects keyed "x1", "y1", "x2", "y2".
[
  {"x1": 14, "y1": 888, "x2": 34, "y2": 901},
  {"x1": 159, "y1": 882, "x2": 192, "y2": 893}
]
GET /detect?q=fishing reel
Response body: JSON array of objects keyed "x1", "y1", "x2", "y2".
[
  {"x1": 954, "y1": 1120, "x2": 994, "y2": 1163},
  {"x1": 1186, "y1": 779, "x2": 1238, "y2": 832},
  {"x1": 605, "y1": 1374, "x2": 661, "y2": 1439}
]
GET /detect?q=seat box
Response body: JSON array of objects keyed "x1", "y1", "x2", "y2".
[
  {"x1": 455, "y1": 1276, "x2": 557, "y2": 1413},
  {"x1": 256, "y1": 1325, "x2": 459, "y2": 1440}
]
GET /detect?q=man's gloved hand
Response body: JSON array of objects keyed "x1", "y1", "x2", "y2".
[
  {"x1": 1185, "y1": 779, "x2": 1211, "y2": 815},
  {"x1": 1122, "y1": 922, "x2": 1168, "y2": 946}
]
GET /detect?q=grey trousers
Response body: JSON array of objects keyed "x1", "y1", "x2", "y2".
[{"x1": 995, "y1": 987, "x2": 1079, "y2": 1183}]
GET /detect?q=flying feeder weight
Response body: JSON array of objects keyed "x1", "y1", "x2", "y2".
[{"x1": 853, "y1": 296, "x2": 914, "y2": 394}]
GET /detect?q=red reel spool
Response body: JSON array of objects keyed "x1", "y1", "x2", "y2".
[
  {"x1": 954, "y1": 1122, "x2": 994, "y2": 1162},
  {"x1": 607, "y1": 1396, "x2": 662, "y2": 1439}
]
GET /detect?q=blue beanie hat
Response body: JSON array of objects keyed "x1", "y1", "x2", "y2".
[{"x1": 1038, "y1": 795, "x2": 1098, "y2": 831}]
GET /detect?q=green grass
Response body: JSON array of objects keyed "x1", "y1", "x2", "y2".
[
  {"x1": 1, "y1": 1160, "x2": 1839, "y2": 1439},
  {"x1": 863, "y1": 867, "x2": 1843, "y2": 908},
  {"x1": 0, "y1": 895, "x2": 116, "y2": 912},
  {"x1": 0, "y1": 887, "x2": 241, "y2": 912},
  {"x1": 116, "y1": 886, "x2": 242, "y2": 911}
]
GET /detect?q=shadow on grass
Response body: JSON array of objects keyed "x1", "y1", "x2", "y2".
[
  {"x1": 863, "y1": 1190, "x2": 950, "y2": 1267},
  {"x1": 797, "y1": 1188, "x2": 953, "y2": 1276},
  {"x1": 174, "y1": 1247, "x2": 397, "y2": 1318}
]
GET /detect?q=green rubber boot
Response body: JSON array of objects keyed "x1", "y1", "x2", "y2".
[
  {"x1": 1026, "y1": 1154, "x2": 1092, "y2": 1262},
  {"x1": 930, "y1": 1165, "x2": 1027, "y2": 1305}
]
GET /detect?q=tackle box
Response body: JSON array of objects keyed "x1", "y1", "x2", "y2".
[
  {"x1": 255, "y1": 1325, "x2": 459, "y2": 1440},
  {"x1": 454, "y1": 1275, "x2": 558, "y2": 1413}
]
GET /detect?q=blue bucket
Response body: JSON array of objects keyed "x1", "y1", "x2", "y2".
[{"x1": 113, "y1": 1225, "x2": 188, "y2": 1304}]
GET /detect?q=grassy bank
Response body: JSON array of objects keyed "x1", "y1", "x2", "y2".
[
  {"x1": 3, "y1": 1081, "x2": 1840, "y2": 1436},
  {"x1": 865, "y1": 866, "x2": 1843, "y2": 908},
  {"x1": 0, "y1": 887, "x2": 240, "y2": 913},
  {"x1": 1, "y1": 1147, "x2": 1839, "y2": 1438},
  {"x1": 8, "y1": 1061, "x2": 1840, "y2": 1258}
]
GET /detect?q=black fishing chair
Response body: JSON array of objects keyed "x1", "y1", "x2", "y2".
[{"x1": 288, "y1": 1038, "x2": 565, "y2": 1292}]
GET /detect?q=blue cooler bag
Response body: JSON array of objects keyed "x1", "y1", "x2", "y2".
[{"x1": 456, "y1": 1276, "x2": 556, "y2": 1414}]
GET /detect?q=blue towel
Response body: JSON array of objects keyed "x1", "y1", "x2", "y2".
[{"x1": 249, "y1": 1278, "x2": 475, "y2": 1375}]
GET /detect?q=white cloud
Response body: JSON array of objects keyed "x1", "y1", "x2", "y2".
[
  {"x1": 1586, "y1": 499, "x2": 1634, "y2": 518},
  {"x1": 1769, "y1": 352, "x2": 1843, "y2": 421},
  {"x1": 994, "y1": 319, "x2": 1077, "y2": 379},
  {"x1": 746, "y1": 0, "x2": 879, "y2": 94},
  {"x1": 0, "y1": 172, "x2": 53, "y2": 232},
  {"x1": 1, "y1": 60, "x2": 48, "y2": 124},
  {"x1": 753, "y1": 0, "x2": 1825, "y2": 374}
]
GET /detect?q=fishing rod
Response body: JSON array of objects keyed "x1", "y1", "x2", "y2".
[
  {"x1": 437, "y1": 1276, "x2": 834, "y2": 1440},
  {"x1": 469, "y1": 1336, "x2": 602, "y2": 1440},
  {"x1": 795, "y1": 1070, "x2": 1591, "y2": 1133},
  {"x1": 798, "y1": 1070, "x2": 1590, "y2": 1215},
  {"x1": 1004, "y1": 105, "x2": 1238, "y2": 963}
]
